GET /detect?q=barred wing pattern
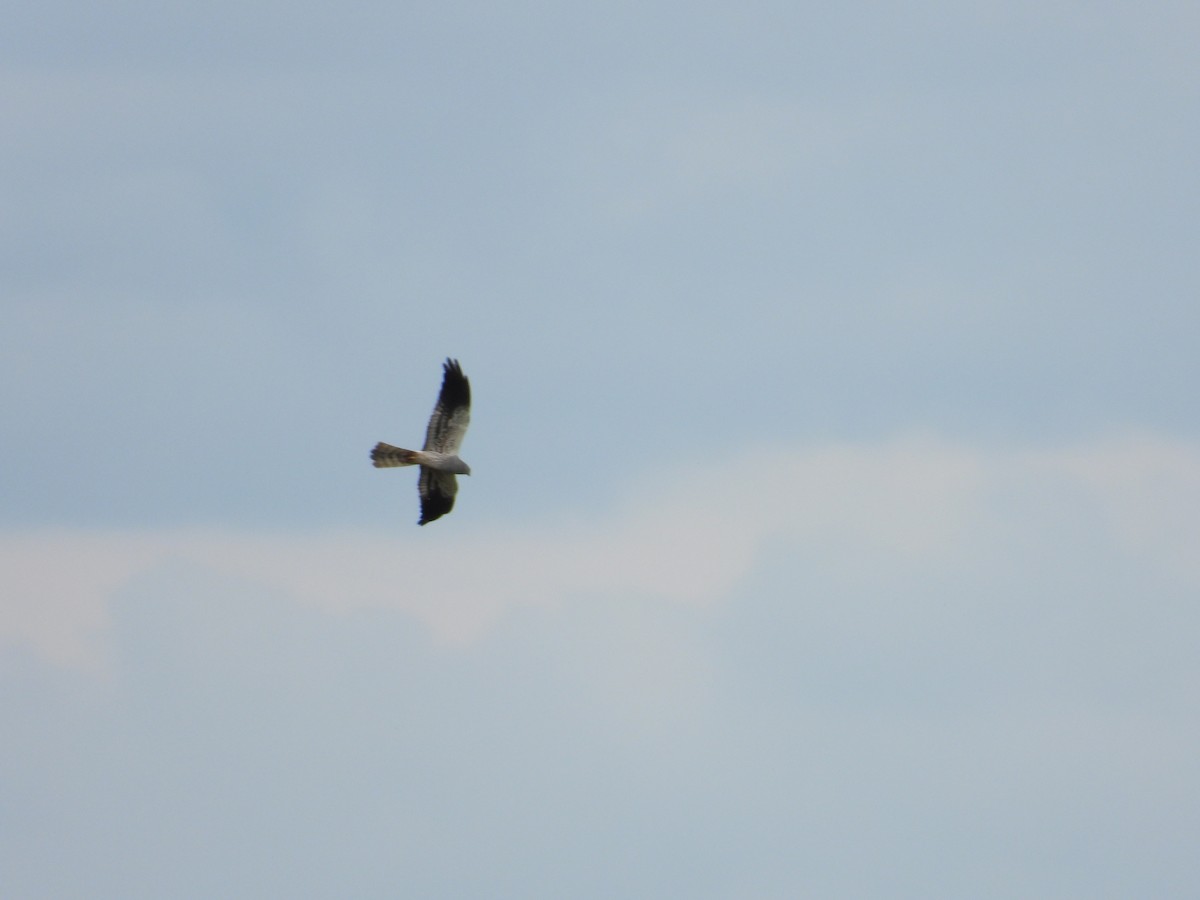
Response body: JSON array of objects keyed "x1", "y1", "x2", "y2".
[{"x1": 423, "y1": 359, "x2": 471, "y2": 454}]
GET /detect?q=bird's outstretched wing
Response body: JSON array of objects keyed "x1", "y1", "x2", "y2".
[
  {"x1": 423, "y1": 358, "x2": 471, "y2": 454},
  {"x1": 418, "y1": 468, "x2": 458, "y2": 525}
]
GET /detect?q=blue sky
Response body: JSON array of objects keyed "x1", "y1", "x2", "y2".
[{"x1": 3, "y1": 2, "x2": 1200, "y2": 897}]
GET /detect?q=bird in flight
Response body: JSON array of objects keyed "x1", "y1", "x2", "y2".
[{"x1": 371, "y1": 358, "x2": 471, "y2": 525}]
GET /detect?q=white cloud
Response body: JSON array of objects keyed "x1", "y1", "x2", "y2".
[
  {"x1": 1027, "y1": 434, "x2": 1200, "y2": 584},
  {"x1": 3, "y1": 431, "x2": 1197, "y2": 672}
]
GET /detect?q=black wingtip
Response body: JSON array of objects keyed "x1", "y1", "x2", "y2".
[
  {"x1": 439, "y1": 358, "x2": 470, "y2": 408},
  {"x1": 418, "y1": 489, "x2": 455, "y2": 525}
]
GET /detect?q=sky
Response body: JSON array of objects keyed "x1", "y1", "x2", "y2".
[{"x1": 3, "y1": 1, "x2": 1200, "y2": 896}]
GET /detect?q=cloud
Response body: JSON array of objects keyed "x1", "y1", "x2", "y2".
[
  {"x1": 5, "y1": 429, "x2": 1199, "y2": 897},
  {"x1": 2, "y1": 231, "x2": 1198, "y2": 877},
  {"x1": 3, "y1": 430, "x2": 1197, "y2": 674},
  {"x1": 0, "y1": 512, "x2": 753, "y2": 671}
]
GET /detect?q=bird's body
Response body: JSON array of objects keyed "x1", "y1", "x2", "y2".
[
  {"x1": 370, "y1": 446, "x2": 471, "y2": 475},
  {"x1": 371, "y1": 359, "x2": 471, "y2": 525}
]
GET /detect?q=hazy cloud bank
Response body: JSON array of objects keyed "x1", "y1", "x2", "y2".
[{"x1": 4, "y1": 431, "x2": 1196, "y2": 671}]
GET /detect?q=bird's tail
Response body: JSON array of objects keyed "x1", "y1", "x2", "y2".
[{"x1": 371, "y1": 442, "x2": 420, "y2": 468}]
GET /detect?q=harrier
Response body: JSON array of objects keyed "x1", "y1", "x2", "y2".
[{"x1": 370, "y1": 358, "x2": 471, "y2": 525}]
